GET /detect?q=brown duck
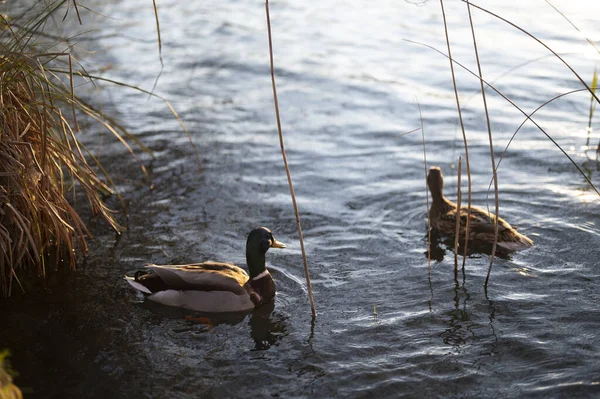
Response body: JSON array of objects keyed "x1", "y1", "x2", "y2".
[{"x1": 427, "y1": 166, "x2": 533, "y2": 251}]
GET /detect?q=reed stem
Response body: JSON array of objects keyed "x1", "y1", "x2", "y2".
[
  {"x1": 465, "y1": 1, "x2": 499, "y2": 287},
  {"x1": 265, "y1": 0, "x2": 316, "y2": 319},
  {"x1": 454, "y1": 156, "x2": 462, "y2": 284},
  {"x1": 439, "y1": 0, "x2": 473, "y2": 269},
  {"x1": 417, "y1": 100, "x2": 431, "y2": 277}
]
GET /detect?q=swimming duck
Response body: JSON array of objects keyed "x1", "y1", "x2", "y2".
[
  {"x1": 427, "y1": 167, "x2": 533, "y2": 251},
  {"x1": 124, "y1": 227, "x2": 286, "y2": 313}
]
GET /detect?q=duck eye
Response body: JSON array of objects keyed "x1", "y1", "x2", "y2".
[{"x1": 260, "y1": 237, "x2": 272, "y2": 252}]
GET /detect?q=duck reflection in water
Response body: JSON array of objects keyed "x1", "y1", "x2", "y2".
[
  {"x1": 438, "y1": 282, "x2": 499, "y2": 355},
  {"x1": 440, "y1": 283, "x2": 473, "y2": 349},
  {"x1": 182, "y1": 301, "x2": 288, "y2": 350},
  {"x1": 425, "y1": 230, "x2": 513, "y2": 262},
  {"x1": 249, "y1": 301, "x2": 288, "y2": 350}
]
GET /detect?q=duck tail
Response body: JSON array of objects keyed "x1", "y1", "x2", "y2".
[
  {"x1": 497, "y1": 231, "x2": 534, "y2": 251},
  {"x1": 124, "y1": 276, "x2": 153, "y2": 295}
]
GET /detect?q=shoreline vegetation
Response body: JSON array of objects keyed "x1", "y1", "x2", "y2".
[
  {"x1": 0, "y1": 350, "x2": 21, "y2": 399},
  {"x1": 0, "y1": 1, "x2": 171, "y2": 297}
]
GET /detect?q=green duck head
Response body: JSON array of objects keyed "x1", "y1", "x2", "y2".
[
  {"x1": 427, "y1": 166, "x2": 444, "y2": 201},
  {"x1": 246, "y1": 227, "x2": 286, "y2": 278}
]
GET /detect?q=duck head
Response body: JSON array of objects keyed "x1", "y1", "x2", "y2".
[
  {"x1": 427, "y1": 166, "x2": 444, "y2": 201},
  {"x1": 246, "y1": 227, "x2": 286, "y2": 278}
]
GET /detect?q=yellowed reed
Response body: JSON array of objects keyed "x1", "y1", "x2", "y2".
[{"x1": 0, "y1": 48, "x2": 119, "y2": 296}]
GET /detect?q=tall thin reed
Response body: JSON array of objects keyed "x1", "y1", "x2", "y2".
[
  {"x1": 152, "y1": 0, "x2": 163, "y2": 66},
  {"x1": 417, "y1": 100, "x2": 431, "y2": 277},
  {"x1": 465, "y1": 2, "x2": 499, "y2": 287},
  {"x1": 439, "y1": 0, "x2": 473, "y2": 266},
  {"x1": 587, "y1": 69, "x2": 597, "y2": 149},
  {"x1": 265, "y1": 0, "x2": 316, "y2": 319},
  {"x1": 150, "y1": 0, "x2": 164, "y2": 95},
  {"x1": 454, "y1": 156, "x2": 462, "y2": 283}
]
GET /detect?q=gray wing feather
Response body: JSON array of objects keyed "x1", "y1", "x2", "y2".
[{"x1": 146, "y1": 262, "x2": 249, "y2": 295}]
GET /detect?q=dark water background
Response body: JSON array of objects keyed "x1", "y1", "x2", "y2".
[{"x1": 1, "y1": 0, "x2": 600, "y2": 397}]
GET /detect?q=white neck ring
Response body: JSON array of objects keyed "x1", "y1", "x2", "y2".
[{"x1": 252, "y1": 270, "x2": 270, "y2": 281}]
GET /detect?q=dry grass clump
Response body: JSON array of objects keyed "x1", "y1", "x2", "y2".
[{"x1": 0, "y1": 2, "x2": 126, "y2": 296}]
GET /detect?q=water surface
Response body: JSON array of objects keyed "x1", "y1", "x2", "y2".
[{"x1": 2, "y1": 0, "x2": 600, "y2": 397}]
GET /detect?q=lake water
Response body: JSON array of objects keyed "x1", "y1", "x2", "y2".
[{"x1": 1, "y1": 0, "x2": 600, "y2": 397}]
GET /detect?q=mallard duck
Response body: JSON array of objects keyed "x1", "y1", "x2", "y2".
[
  {"x1": 124, "y1": 227, "x2": 286, "y2": 313},
  {"x1": 427, "y1": 166, "x2": 533, "y2": 251}
]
